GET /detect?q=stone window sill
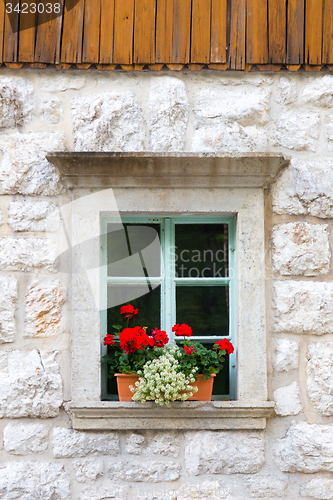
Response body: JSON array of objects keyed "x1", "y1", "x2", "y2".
[{"x1": 64, "y1": 401, "x2": 275, "y2": 431}]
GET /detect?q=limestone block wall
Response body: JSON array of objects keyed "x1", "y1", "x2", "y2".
[{"x1": 1, "y1": 69, "x2": 333, "y2": 499}]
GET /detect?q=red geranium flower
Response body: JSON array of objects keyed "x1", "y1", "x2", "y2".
[
  {"x1": 119, "y1": 326, "x2": 149, "y2": 354},
  {"x1": 120, "y1": 304, "x2": 139, "y2": 320},
  {"x1": 214, "y1": 338, "x2": 234, "y2": 355},
  {"x1": 184, "y1": 345, "x2": 196, "y2": 355},
  {"x1": 103, "y1": 334, "x2": 115, "y2": 346},
  {"x1": 172, "y1": 323, "x2": 193, "y2": 337},
  {"x1": 149, "y1": 328, "x2": 169, "y2": 347}
]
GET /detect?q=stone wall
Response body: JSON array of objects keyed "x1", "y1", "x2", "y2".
[{"x1": 0, "y1": 68, "x2": 333, "y2": 499}]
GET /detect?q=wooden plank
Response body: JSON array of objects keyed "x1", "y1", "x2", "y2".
[
  {"x1": 211, "y1": 0, "x2": 227, "y2": 63},
  {"x1": 268, "y1": 0, "x2": 286, "y2": 63},
  {"x1": 155, "y1": 0, "x2": 173, "y2": 63},
  {"x1": 323, "y1": 0, "x2": 333, "y2": 64},
  {"x1": 18, "y1": 8, "x2": 37, "y2": 62},
  {"x1": 5, "y1": 61, "x2": 23, "y2": 67},
  {"x1": 208, "y1": 63, "x2": 228, "y2": 69},
  {"x1": 247, "y1": 0, "x2": 268, "y2": 64},
  {"x1": 172, "y1": 0, "x2": 191, "y2": 64},
  {"x1": 99, "y1": 0, "x2": 114, "y2": 64},
  {"x1": 287, "y1": 0, "x2": 305, "y2": 64},
  {"x1": 305, "y1": 0, "x2": 323, "y2": 65},
  {"x1": 286, "y1": 64, "x2": 301, "y2": 71},
  {"x1": 35, "y1": 0, "x2": 64, "y2": 63},
  {"x1": 134, "y1": 0, "x2": 156, "y2": 64},
  {"x1": 256, "y1": 64, "x2": 281, "y2": 71},
  {"x1": 82, "y1": 0, "x2": 101, "y2": 63},
  {"x1": 61, "y1": 0, "x2": 84, "y2": 64},
  {"x1": 304, "y1": 64, "x2": 323, "y2": 71},
  {"x1": 230, "y1": 0, "x2": 246, "y2": 69},
  {"x1": 188, "y1": 63, "x2": 204, "y2": 70},
  {"x1": 0, "y1": 0, "x2": 5, "y2": 63},
  {"x1": 191, "y1": 0, "x2": 211, "y2": 64},
  {"x1": 4, "y1": 1, "x2": 19, "y2": 62},
  {"x1": 113, "y1": 0, "x2": 134, "y2": 64},
  {"x1": 167, "y1": 63, "x2": 184, "y2": 70}
]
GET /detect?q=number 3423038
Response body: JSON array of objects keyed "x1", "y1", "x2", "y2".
[{"x1": 6, "y1": 3, "x2": 61, "y2": 14}]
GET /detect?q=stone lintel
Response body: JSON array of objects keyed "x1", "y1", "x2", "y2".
[
  {"x1": 47, "y1": 152, "x2": 290, "y2": 189},
  {"x1": 65, "y1": 401, "x2": 275, "y2": 430}
]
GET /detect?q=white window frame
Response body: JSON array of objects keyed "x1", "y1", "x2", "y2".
[
  {"x1": 101, "y1": 215, "x2": 236, "y2": 400},
  {"x1": 49, "y1": 152, "x2": 288, "y2": 430}
]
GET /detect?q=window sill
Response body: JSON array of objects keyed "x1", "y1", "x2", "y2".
[{"x1": 64, "y1": 401, "x2": 275, "y2": 431}]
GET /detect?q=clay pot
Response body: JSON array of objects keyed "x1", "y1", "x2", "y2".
[{"x1": 115, "y1": 373, "x2": 216, "y2": 402}]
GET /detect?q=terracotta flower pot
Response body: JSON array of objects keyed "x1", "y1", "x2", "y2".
[
  {"x1": 115, "y1": 373, "x2": 139, "y2": 401},
  {"x1": 187, "y1": 373, "x2": 216, "y2": 401},
  {"x1": 115, "y1": 373, "x2": 216, "y2": 402}
]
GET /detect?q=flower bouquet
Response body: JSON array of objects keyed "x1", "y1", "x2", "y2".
[{"x1": 103, "y1": 304, "x2": 234, "y2": 406}]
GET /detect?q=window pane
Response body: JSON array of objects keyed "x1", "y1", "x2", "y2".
[
  {"x1": 175, "y1": 224, "x2": 228, "y2": 278},
  {"x1": 201, "y1": 343, "x2": 230, "y2": 397},
  {"x1": 107, "y1": 284, "x2": 161, "y2": 334},
  {"x1": 176, "y1": 286, "x2": 229, "y2": 337},
  {"x1": 107, "y1": 223, "x2": 161, "y2": 277}
]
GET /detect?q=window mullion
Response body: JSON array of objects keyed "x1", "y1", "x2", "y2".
[{"x1": 164, "y1": 218, "x2": 175, "y2": 339}]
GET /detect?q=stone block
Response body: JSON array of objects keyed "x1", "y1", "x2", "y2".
[
  {"x1": 274, "y1": 381, "x2": 303, "y2": 416},
  {"x1": 247, "y1": 476, "x2": 288, "y2": 497},
  {"x1": 276, "y1": 77, "x2": 297, "y2": 105},
  {"x1": 272, "y1": 222, "x2": 330, "y2": 276},
  {"x1": 71, "y1": 92, "x2": 146, "y2": 151},
  {"x1": 307, "y1": 342, "x2": 333, "y2": 416},
  {"x1": 326, "y1": 118, "x2": 333, "y2": 151},
  {"x1": 275, "y1": 421, "x2": 333, "y2": 472},
  {"x1": 274, "y1": 281, "x2": 333, "y2": 335},
  {"x1": 0, "y1": 275, "x2": 17, "y2": 343},
  {"x1": 52, "y1": 427, "x2": 120, "y2": 458},
  {"x1": 0, "y1": 132, "x2": 65, "y2": 195},
  {"x1": 40, "y1": 74, "x2": 86, "y2": 92},
  {"x1": 185, "y1": 431, "x2": 265, "y2": 475},
  {"x1": 149, "y1": 76, "x2": 188, "y2": 151},
  {"x1": 300, "y1": 478, "x2": 333, "y2": 499},
  {"x1": 191, "y1": 123, "x2": 268, "y2": 152},
  {"x1": 0, "y1": 461, "x2": 70, "y2": 500},
  {"x1": 8, "y1": 200, "x2": 60, "y2": 232},
  {"x1": 39, "y1": 96, "x2": 64, "y2": 124},
  {"x1": 0, "y1": 350, "x2": 63, "y2": 418},
  {"x1": 194, "y1": 87, "x2": 270, "y2": 126},
  {"x1": 0, "y1": 208, "x2": 4, "y2": 225},
  {"x1": 0, "y1": 237, "x2": 56, "y2": 272},
  {"x1": 72, "y1": 459, "x2": 104, "y2": 482},
  {"x1": 25, "y1": 280, "x2": 66, "y2": 338},
  {"x1": 272, "y1": 111, "x2": 320, "y2": 151},
  {"x1": 273, "y1": 338, "x2": 299, "y2": 372},
  {"x1": 302, "y1": 75, "x2": 333, "y2": 107},
  {"x1": 271, "y1": 158, "x2": 333, "y2": 217},
  {"x1": 174, "y1": 482, "x2": 231, "y2": 500},
  {"x1": 106, "y1": 460, "x2": 180, "y2": 482},
  {"x1": 77, "y1": 485, "x2": 127, "y2": 500},
  {"x1": 125, "y1": 432, "x2": 180, "y2": 457},
  {"x1": 3, "y1": 422, "x2": 49, "y2": 454},
  {"x1": 0, "y1": 76, "x2": 34, "y2": 127}
]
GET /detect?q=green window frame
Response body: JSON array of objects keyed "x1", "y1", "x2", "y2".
[{"x1": 101, "y1": 215, "x2": 236, "y2": 400}]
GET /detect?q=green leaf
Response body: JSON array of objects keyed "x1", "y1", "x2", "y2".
[{"x1": 113, "y1": 325, "x2": 123, "y2": 330}]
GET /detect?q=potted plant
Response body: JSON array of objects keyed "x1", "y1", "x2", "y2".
[{"x1": 103, "y1": 304, "x2": 234, "y2": 406}]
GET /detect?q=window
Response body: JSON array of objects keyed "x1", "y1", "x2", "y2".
[
  {"x1": 101, "y1": 216, "x2": 236, "y2": 400},
  {"x1": 51, "y1": 152, "x2": 285, "y2": 430}
]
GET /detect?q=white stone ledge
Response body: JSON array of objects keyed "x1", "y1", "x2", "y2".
[{"x1": 64, "y1": 401, "x2": 275, "y2": 431}]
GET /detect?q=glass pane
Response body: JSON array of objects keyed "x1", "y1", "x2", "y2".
[
  {"x1": 107, "y1": 223, "x2": 161, "y2": 277},
  {"x1": 201, "y1": 343, "x2": 230, "y2": 397},
  {"x1": 176, "y1": 286, "x2": 229, "y2": 337},
  {"x1": 107, "y1": 284, "x2": 161, "y2": 334},
  {"x1": 175, "y1": 224, "x2": 229, "y2": 278}
]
